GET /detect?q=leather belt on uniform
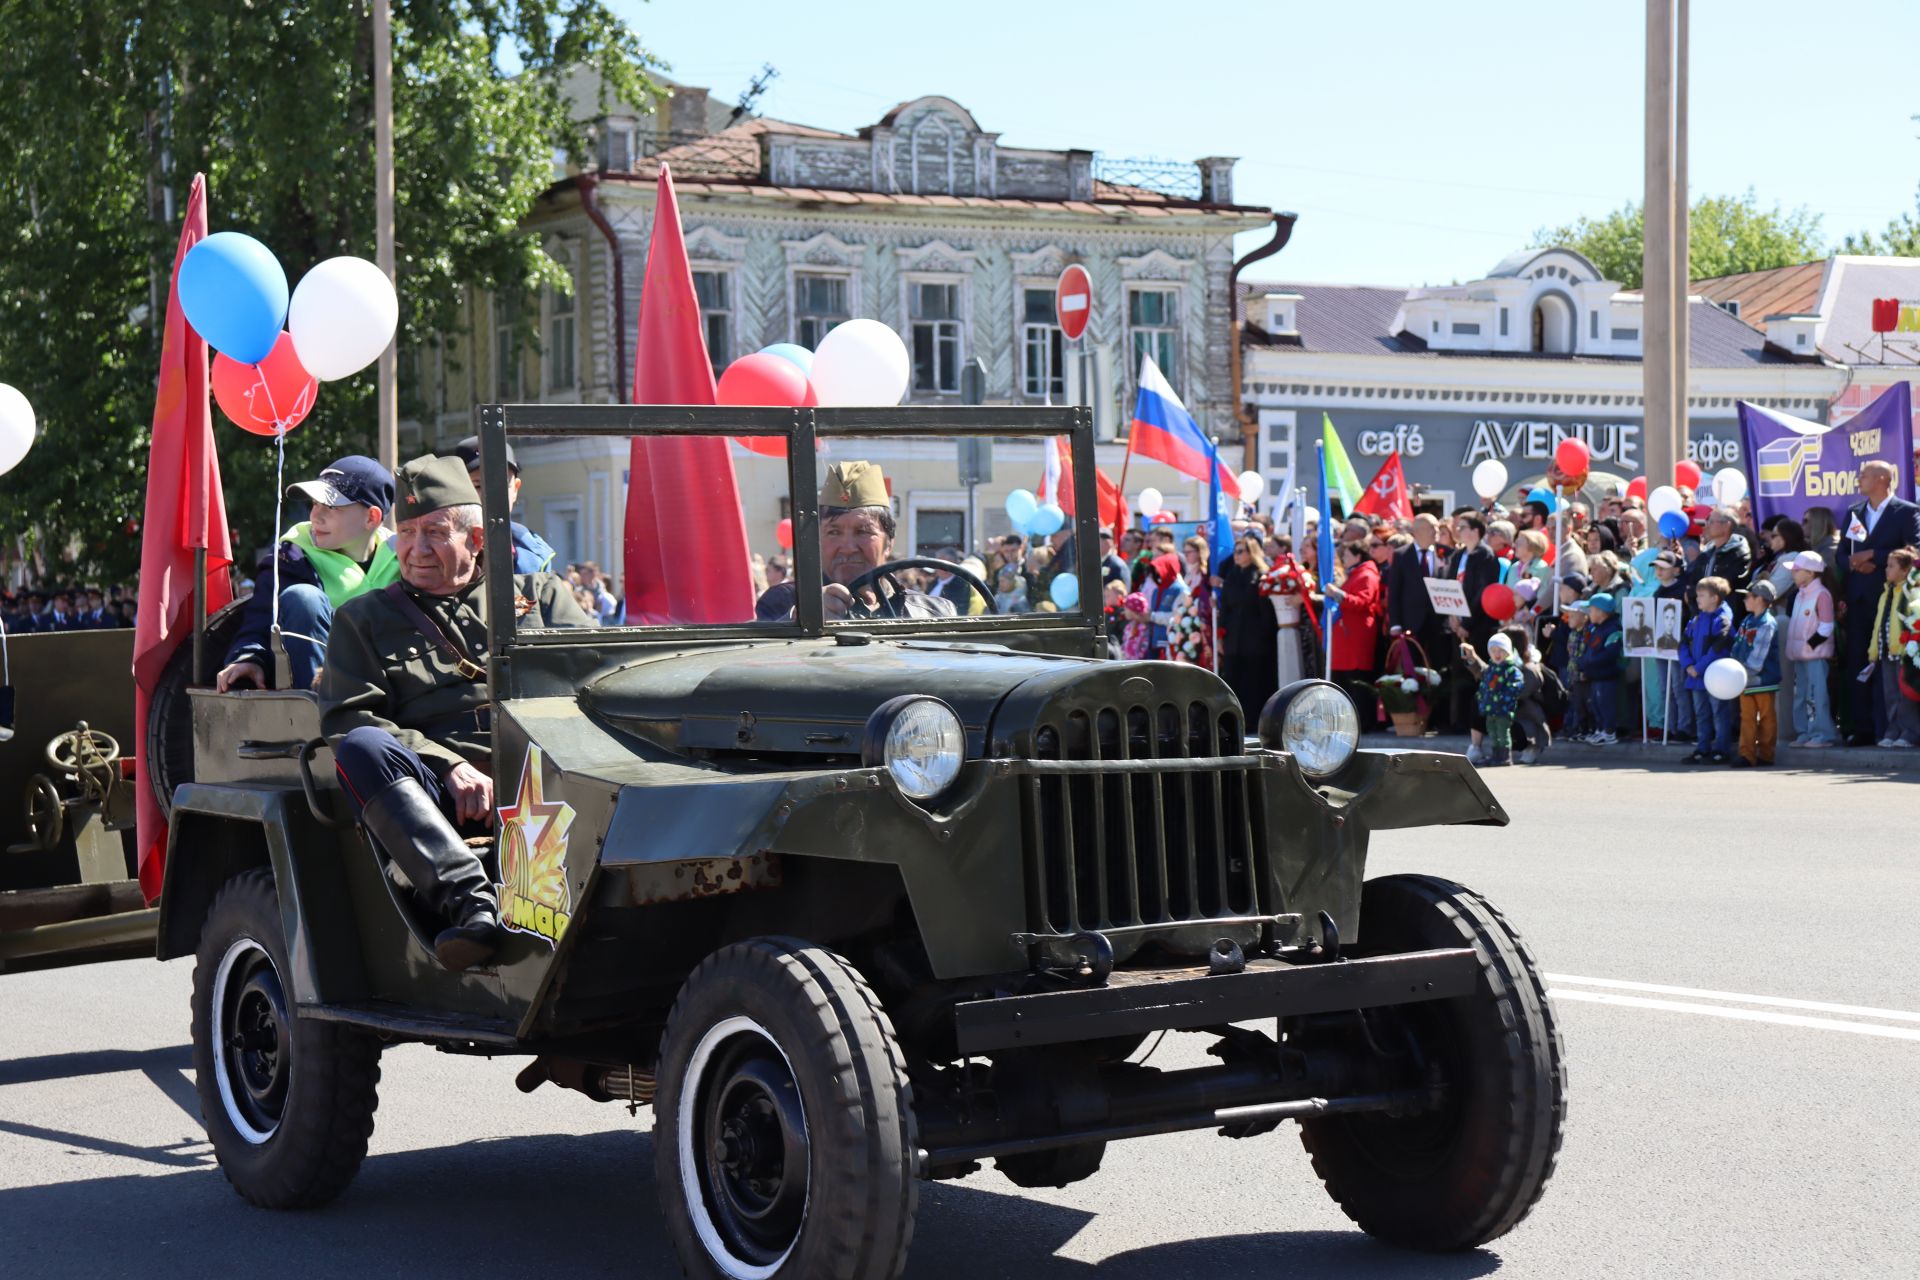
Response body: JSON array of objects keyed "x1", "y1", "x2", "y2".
[{"x1": 419, "y1": 707, "x2": 491, "y2": 736}]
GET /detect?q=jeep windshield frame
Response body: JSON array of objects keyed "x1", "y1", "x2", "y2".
[{"x1": 474, "y1": 403, "x2": 1102, "y2": 657}]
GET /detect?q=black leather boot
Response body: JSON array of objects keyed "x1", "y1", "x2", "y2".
[{"x1": 360, "y1": 777, "x2": 503, "y2": 972}]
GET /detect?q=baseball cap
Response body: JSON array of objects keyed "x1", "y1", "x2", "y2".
[
  {"x1": 1751, "y1": 579, "x2": 1779, "y2": 604},
  {"x1": 1791, "y1": 551, "x2": 1825, "y2": 573},
  {"x1": 1587, "y1": 592, "x2": 1617, "y2": 615},
  {"x1": 446, "y1": 435, "x2": 520, "y2": 475},
  {"x1": 1565, "y1": 598, "x2": 1591, "y2": 613},
  {"x1": 288, "y1": 455, "x2": 395, "y2": 513},
  {"x1": 1653, "y1": 550, "x2": 1684, "y2": 570},
  {"x1": 1562, "y1": 571, "x2": 1594, "y2": 596}
]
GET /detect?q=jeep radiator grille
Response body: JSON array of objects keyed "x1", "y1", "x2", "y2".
[{"x1": 1022, "y1": 702, "x2": 1264, "y2": 934}]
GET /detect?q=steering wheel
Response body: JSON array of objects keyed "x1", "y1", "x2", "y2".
[{"x1": 842, "y1": 558, "x2": 997, "y2": 616}]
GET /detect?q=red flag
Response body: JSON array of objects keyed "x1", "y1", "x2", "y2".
[
  {"x1": 133, "y1": 173, "x2": 235, "y2": 902},
  {"x1": 1353, "y1": 451, "x2": 1413, "y2": 522},
  {"x1": 1043, "y1": 437, "x2": 1125, "y2": 536},
  {"x1": 624, "y1": 165, "x2": 756, "y2": 624}
]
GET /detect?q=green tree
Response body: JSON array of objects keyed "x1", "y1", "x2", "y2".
[
  {"x1": 1839, "y1": 183, "x2": 1920, "y2": 256},
  {"x1": 0, "y1": 2, "x2": 658, "y2": 583},
  {"x1": 1527, "y1": 190, "x2": 1827, "y2": 289}
]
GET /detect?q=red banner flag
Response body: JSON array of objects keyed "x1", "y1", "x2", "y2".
[
  {"x1": 623, "y1": 164, "x2": 757, "y2": 624},
  {"x1": 1042, "y1": 436, "x2": 1126, "y2": 535},
  {"x1": 133, "y1": 173, "x2": 235, "y2": 902},
  {"x1": 1353, "y1": 451, "x2": 1413, "y2": 522}
]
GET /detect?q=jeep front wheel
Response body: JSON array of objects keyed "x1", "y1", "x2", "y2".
[
  {"x1": 1299, "y1": 874, "x2": 1566, "y2": 1250},
  {"x1": 654, "y1": 937, "x2": 918, "y2": 1280},
  {"x1": 190, "y1": 868, "x2": 382, "y2": 1208}
]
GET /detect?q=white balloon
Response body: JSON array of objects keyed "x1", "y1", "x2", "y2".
[
  {"x1": 1712, "y1": 467, "x2": 1748, "y2": 505},
  {"x1": 0, "y1": 383, "x2": 35, "y2": 478},
  {"x1": 1238, "y1": 469, "x2": 1265, "y2": 505},
  {"x1": 288, "y1": 256, "x2": 399, "y2": 381},
  {"x1": 1647, "y1": 484, "x2": 1685, "y2": 520},
  {"x1": 810, "y1": 319, "x2": 910, "y2": 407},
  {"x1": 1137, "y1": 486, "x2": 1164, "y2": 516},
  {"x1": 1704, "y1": 657, "x2": 1749, "y2": 701},
  {"x1": 1471, "y1": 459, "x2": 1509, "y2": 501}
]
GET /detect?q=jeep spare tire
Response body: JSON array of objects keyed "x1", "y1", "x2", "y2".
[
  {"x1": 1299, "y1": 874, "x2": 1567, "y2": 1250},
  {"x1": 654, "y1": 937, "x2": 918, "y2": 1280}
]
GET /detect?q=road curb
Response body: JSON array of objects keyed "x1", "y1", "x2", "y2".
[{"x1": 1362, "y1": 732, "x2": 1920, "y2": 773}]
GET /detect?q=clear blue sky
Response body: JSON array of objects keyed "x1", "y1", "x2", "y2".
[{"x1": 611, "y1": 0, "x2": 1920, "y2": 286}]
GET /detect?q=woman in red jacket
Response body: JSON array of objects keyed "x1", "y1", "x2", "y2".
[{"x1": 1327, "y1": 540, "x2": 1384, "y2": 727}]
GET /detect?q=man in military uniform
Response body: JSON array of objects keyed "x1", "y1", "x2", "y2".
[
  {"x1": 754, "y1": 460, "x2": 958, "y2": 621},
  {"x1": 319, "y1": 454, "x2": 593, "y2": 971}
]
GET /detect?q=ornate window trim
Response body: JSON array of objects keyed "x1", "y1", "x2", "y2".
[
  {"x1": 895, "y1": 239, "x2": 978, "y2": 276},
  {"x1": 780, "y1": 231, "x2": 864, "y2": 270},
  {"x1": 1009, "y1": 244, "x2": 1070, "y2": 279},
  {"x1": 684, "y1": 224, "x2": 748, "y2": 263},
  {"x1": 1118, "y1": 248, "x2": 1195, "y2": 283}
]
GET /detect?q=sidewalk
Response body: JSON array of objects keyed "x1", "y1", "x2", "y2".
[{"x1": 1361, "y1": 730, "x2": 1920, "y2": 773}]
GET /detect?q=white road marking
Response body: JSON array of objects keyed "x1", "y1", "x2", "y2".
[
  {"x1": 1545, "y1": 973, "x2": 1920, "y2": 1025},
  {"x1": 1546, "y1": 990, "x2": 1920, "y2": 1042}
]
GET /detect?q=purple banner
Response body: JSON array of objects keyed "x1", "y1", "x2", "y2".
[{"x1": 1738, "y1": 382, "x2": 1914, "y2": 524}]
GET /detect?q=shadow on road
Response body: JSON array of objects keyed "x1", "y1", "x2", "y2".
[{"x1": 0, "y1": 1126, "x2": 1502, "y2": 1279}]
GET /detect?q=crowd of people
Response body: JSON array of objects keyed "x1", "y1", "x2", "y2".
[
  {"x1": 0, "y1": 584, "x2": 137, "y2": 632},
  {"x1": 1060, "y1": 457, "x2": 1920, "y2": 769}
]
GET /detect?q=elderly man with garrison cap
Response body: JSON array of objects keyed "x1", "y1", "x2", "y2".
[
  {"x1": 754, "y1": 460, "x2": 958, "y2": 621},
  {"x1": 319, "y1": 453, "x2": 593, "y2": 971}
]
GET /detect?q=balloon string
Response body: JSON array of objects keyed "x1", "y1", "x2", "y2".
[
  {"x1": 271, "y1": 424, "x2": 285, "y2": 643},
  {"x1": 0, "y1": 606, "x2": 9, "y2": 686}
]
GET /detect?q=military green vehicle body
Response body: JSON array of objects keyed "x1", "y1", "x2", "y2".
[{"x1": 160, "y1": 405, "x2": 1564, "y2": 1275}]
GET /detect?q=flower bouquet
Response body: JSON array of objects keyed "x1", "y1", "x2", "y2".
[
  {"x1": 1378, "y1": 633, "x2": 1441, "y2": 735},
  {"x1": 1899, "y1": 624, "x2": 1920, "y2": 704}
]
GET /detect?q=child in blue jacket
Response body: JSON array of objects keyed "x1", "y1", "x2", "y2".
[
  {"x1": 1577, "y1": 592, "x2": 1628, "y2": 744},
  {"x1": 1680, "y1": 575, "x2": 1736, "y2": 763}
]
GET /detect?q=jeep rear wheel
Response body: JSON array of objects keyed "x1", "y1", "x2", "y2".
[
  {"x1": 654, "y1": 937, "x2": 918, "y2": 1280},
  {"x1": 1299, "y1": 874, "x2": 1566, "y2": 1250},
  {"x1": 190, "y1": 869, "x2": 382, "y2": 1208}
]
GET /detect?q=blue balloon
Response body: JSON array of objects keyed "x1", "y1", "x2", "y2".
[
  {"x1": 759, "y1": 342, "x2": 814, "y2": 376},
  {"x1": 177, "y1": 232, "x2": 289, "y2": 364},
  {"x1": 1658, "y1": 510, "x2": 1689, "y2": 539},
  {"x1": 1049, "y1": 573, "x2": 1080, "y2": 610},
  {"x1": 1029, "y1": 502, "x2": 1066, "y2": 537},
  {"x1": 1524, "y1": 486, "x2": 1565, "y2": 514},
  {"x1": 1005, "y1": 488, "x2": 1038, "y2": 529}
]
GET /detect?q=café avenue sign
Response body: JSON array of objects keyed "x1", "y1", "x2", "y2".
[{"x1": 1462, "y1": 418, "x2": 1642, "y2": 469}]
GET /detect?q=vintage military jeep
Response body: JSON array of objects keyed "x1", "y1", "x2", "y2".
[{"x1": 158, "y1": 405, "x2": 1563, "y2": 1279}]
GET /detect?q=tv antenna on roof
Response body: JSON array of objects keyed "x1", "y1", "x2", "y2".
[{"x1": 729, "y1": 64, "x2": 779, "y2": 124}]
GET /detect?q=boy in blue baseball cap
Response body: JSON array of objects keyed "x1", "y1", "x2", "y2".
[
  {"x1": 216, "y1": 455, "x2": 401, "y2": 691},
  {"x1": 1577, "y1": 591, "x2": 1627, "y2": 744}
]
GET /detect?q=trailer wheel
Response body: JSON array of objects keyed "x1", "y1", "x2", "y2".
[
  {"x1": 1299, "y1": 874, "x2": 1566, "y2": 1250},
  {"x1": 190, "y1": 868, "x2": 382, "y2": 1208},
  {"x1": 654, "y1": 937, "x2": 918, "y2": 1280}
]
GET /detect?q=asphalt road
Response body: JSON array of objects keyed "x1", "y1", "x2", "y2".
[{"x1": 4, "y1": 757, "x2": 1917, "y2": 1279}]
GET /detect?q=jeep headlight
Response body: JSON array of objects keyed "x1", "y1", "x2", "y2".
[
  {"x1": 1257, "y1": 680, "x2": 1359, "y2": 777},
  {"x1": 863, "y1": 696, "x2": 964, "y2": 801}
]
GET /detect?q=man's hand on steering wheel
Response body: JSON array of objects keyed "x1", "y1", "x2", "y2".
[{"x1": 840, "y1": 557, "x2": 997, "y2": 615}]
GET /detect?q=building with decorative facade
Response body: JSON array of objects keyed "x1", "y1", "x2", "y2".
[
  {"x1": 401, "y1": 78, "x2": 1273, "y2": 583},
  {"x1": 1239, "y1": 247, "x2": 1849, "y2": 513}
]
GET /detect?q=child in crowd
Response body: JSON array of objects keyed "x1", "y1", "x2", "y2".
[
  {"x1": 1868, "y1": 547, "x2": 1920, "y2": 748},
  {"x1": 1783, "y1": 550, "x2": 1838, "y2": 747},
  {"x1": 1680, "y1": 575, "x2": 1736, "y2": 763},
  {"x1": 1577, "y1": 592, "x2": 1627, "y2": 745},
  {"x1": 1476, "y1": 632, "x2": 1526, "y2": 767},
  {"x1": 1102, "y1": 580, "x2": 1128, "y2": 657},
  {"x1": 1120, "y1": 591, "x2": 1152, "y2": 660},
  {"x1": 1732, "y1": 579, "x2": 1782, "y2": 766},
  {"x1": 1559, "y1": 600, "x2": 1592, "y2": 742},
  {"x1": 994, "y1": 567, "x2": 1031, "y2": 615}
]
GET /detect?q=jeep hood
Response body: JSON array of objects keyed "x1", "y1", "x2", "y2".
[{"x1": 579, "y1": 638, "x2": 1090, "y2": 757}]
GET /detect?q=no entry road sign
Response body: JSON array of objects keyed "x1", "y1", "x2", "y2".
[{"x1": 1055, "y1": 264, "x2": 1091, "y2": 341}]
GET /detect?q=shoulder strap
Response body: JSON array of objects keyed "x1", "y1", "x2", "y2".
[{"x1": 380, "y1": 583, "x2": 486, "y2": 681}]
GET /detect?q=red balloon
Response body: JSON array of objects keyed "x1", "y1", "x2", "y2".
[
  {"x1": 1481, "y1": 582, "x2": 1517, "y2": 621},
  {"x1": 1626, "y1": 476, "x2": 1649, "y2": 501},
  {"x1": 775, "y1": 517, "x2": 793, "y2": 549},
  {"x1": 1675, "y1": 460, "x2": 1703, "y2": 490},
  {"x1": 1553, "y1": 437, "x2": 1591, "y2": 475},
  {"x1": 1149, "y1": 510, "x2": 1177, "y2": 524},
  {"x1": 213, "y1": 331, "x2": 317, "y2": 436},
  {"x1": 1543, "y1": 542, "x2": 1556, "y2": 566},
  {"x1": 718, "y1": 352, "x2": 813, "y2": 408}
]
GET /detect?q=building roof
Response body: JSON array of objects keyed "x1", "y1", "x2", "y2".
[
  {"x1": 1237, "y1": 280, "x2": 1815, "y2": 369},
  {"x1": 1691, "y1": 260, "x2": 1827, "y2": 329}
]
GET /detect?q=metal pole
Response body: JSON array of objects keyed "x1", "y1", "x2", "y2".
[
  {"x1": 192, "y1": 548, "x2": 207, "y2": 685},
  {"x1": 373, "y1": 0, "x2": 399, "y2": 475},
  {"x1": 1642, "y1": 0, "x2": 1676, "y2": 492},
  {"x1": 1672, "y1": 0, "x2": 1691, "y2": 485}
]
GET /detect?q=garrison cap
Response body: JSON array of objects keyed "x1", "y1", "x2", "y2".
[
  {"x1": 446, "y1": 435, "x2": 520, "y2": 474},
  {"x1": 822, "y1": 460, "x2": 888, "y2": 510},
  {"x1": 396, "y1": 453, "x2": 481, "y2": 518}
]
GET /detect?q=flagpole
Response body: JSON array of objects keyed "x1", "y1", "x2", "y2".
[{"x1": 1115, "y1": 422, "x2": 1139, "y2": 544}]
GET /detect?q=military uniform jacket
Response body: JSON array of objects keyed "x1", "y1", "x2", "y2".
[{"x1": 318, "y1": 571, "x2": 593, "y2": 773}]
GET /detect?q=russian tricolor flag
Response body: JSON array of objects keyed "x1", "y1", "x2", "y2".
[{"x1": 1128, "y1": 354, "x2": 1236, "y2": 490}]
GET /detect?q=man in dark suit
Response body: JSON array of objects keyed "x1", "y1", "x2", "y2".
[
  {"x1": 1839, "y1": 460, "x2": 1920, "y2": 744},
  {"x1": 1447, "y1": 511, "x2": 1503, "y2": 736},
  {"x1": 1387, "y1": 513, "x2": 1453, "y2": 728}
]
